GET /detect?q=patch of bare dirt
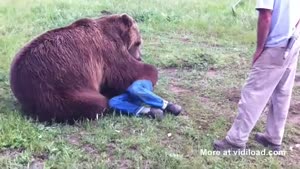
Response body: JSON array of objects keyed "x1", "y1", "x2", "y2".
[
  {"x1": 0, "y1": 148, "x2": 23, "y2": 159},
  {"x1": 288, "y1": 131, "x2": 300, "y2": 144},
  {"x1": 159, "y1": 68, "x2": 178, "y2": 77},
  {"x1": 28, "y1": 159, "x2": 45, "y2": 169},
  {"x1": 295, "y1": 72, "x2": 300, "y2": 87},
  {"x1": 289, "y1": 102, "x2": 300, "y2": 114},
  {"x1": 67, "y1": 135, "x2": 81, "y2": 146},
  {"x1": 288, "y1": 102, "x2": 300, "y2": 125},
  {"x1": 106, "y1": 142, "x2": 117, "y2": 161},
  {"x1": 225, "y1": 88, "x2": 241, "y2": 103},
  {"x1": 142, "y1": 160, "x2": 154, "y2": 169},
  {"x1": 105, "y1": 143, "x2": 136, "y2": 169},
  {"x1": 128, "y1": 144, "x2": 139, "y2": 152},
  {"x1": 180, "y1": 36, "x2": 191, "y2": 43},
  {"x1": 33, "y1": 153, "x2": 48, "y2": 161},
  {"x1": 281, "y1": 143, "x2": 300, "y2": 168},
  {"x1": 168, "y1": 77, "x2": 192, "y2": 95},
  {"x1": 288, "y1": 96, "x2": 300, "y2": 125},
  {"x1": 114, "y1": 159, "x2": 133, "y2": 169},
  {"x1": 0, "y1": 148, "x2": 48, "y2": 169},
  {"x1": 170, "y1": 85, "x2": 190, "y2": 95},
  {"x1": 67, "y1": 133, "x2": 100, "y2": 158},
  {"x1": 199, "y1": 96, "x2": 210, "y2": 103},
  {"x1": 206, "y1": 68, "x2": 217, "y2": 78},
  {"x1": 82, "y1": 144, "x2": 99, "y2": 157}
]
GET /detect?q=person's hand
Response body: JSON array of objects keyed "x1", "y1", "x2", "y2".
[{"x1": 252, "y1": 48, "x2": 264, "y2": 66}]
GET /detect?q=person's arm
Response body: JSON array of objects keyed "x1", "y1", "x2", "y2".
[{"x1": 252, "y1": 9, "x2": 272, "y2": 64}]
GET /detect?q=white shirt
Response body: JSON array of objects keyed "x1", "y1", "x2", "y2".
[{"x1": 256, "y1": 0, "x2": 300, "y2": 47}]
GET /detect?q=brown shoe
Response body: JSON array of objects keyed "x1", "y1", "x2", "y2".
[
  {"x1": 147, "y1": 108, "x2": 164, "y2": 121},
  {"x1": 165, "y1": 103, "x2": 182, "y2": 116},
  {"x1": 213, "y1": 139, "x2": 245, "y2": 151},
  {"x1": 254, "y1": 133, "x2": 281, "y2": 151}
]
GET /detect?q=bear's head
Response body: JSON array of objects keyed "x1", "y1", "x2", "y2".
[
  {"x1": 120, "y1": 14, "x2": 143, "y2": 61},
  {"x1": 98, "y1": 14, "x2": 143, "y2": 61}
]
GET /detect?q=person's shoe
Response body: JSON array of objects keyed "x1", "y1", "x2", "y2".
[
  {"x1": 147, "y1": 108, "x2": 164, "y2": 121},
  {"x1": 213, "y1": 139, "x2": 245, "y2": 151},
  {"x1": 254, "y1": 133, "x2": 281, "y2": 151},
  {"x1": 165, "y1": 103, "x2": 182, "y2": 116}
]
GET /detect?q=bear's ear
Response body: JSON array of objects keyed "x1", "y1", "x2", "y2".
[{"x1": 121, "y1": 13, "x2": 133, "y2": 27}]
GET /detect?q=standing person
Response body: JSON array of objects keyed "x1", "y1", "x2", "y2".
[
  {"x1": 109, "y1": 80, "x2": 182, "y2": 120},
  {"x1": 214, "y1": 0, "x2": 300, "y2": 151}
]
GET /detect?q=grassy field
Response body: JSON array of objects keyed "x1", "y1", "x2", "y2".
[{"x1": 1, "y1": 0, "x2": 300, "y2": 168}]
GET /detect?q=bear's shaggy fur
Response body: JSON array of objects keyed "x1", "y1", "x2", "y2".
[{"x1": 10, "y1": 14, "x2": 158, "y2": 123}]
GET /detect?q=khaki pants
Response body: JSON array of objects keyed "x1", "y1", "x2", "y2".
[{"x1": 226, "y1": 39, "x2": 300, "y2": 147}]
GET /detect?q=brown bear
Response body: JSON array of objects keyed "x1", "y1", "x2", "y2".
[{"x1": 10, "y1": 14, "x2": 158, "y2": 123}]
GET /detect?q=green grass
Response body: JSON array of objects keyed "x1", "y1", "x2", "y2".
[{"x1": 1, "y1": 0, "x2": 300, "y2": 168}]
